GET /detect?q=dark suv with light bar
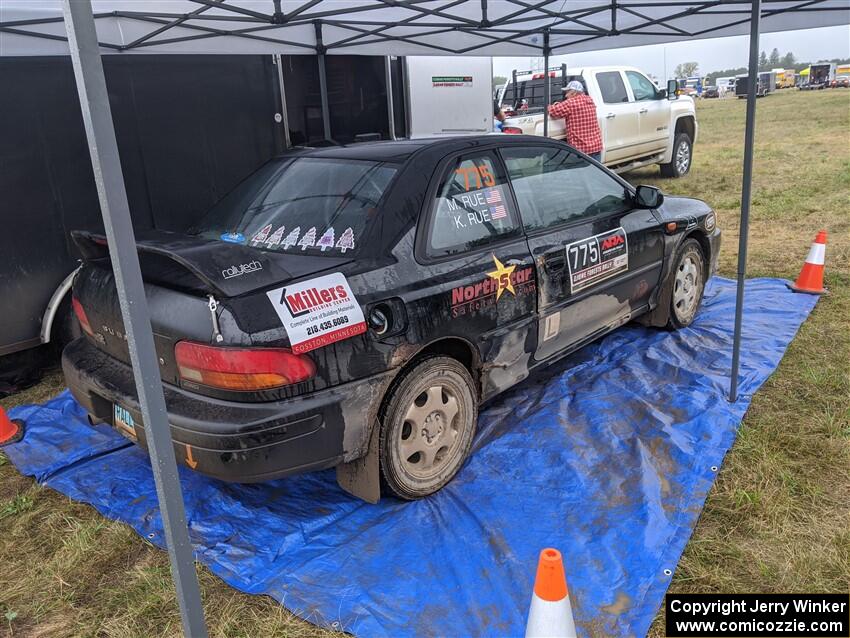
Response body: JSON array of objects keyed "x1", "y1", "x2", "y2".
[{"x1": 64, "y1": 136, "x2": 720, "y2": 502}]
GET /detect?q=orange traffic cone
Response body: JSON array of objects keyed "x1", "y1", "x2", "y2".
[
  {"x1": 0, "y1": 406, "x2": 24, "y2": 446},
  {"x1": 525, "y1": 548, "x2": 577, "y2": 638},
  {"x1": 788, "y1": 230, "x2": 827, "y2": 294}
]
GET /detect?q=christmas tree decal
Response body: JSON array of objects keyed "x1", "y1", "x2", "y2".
[
  {"x1": 298, "y1": 227, "x2": 317, "y2": 251},
  {"x1": 336, "y1": 227, "x2": 355, "y2": 253},
  {"x1": 281, "y1": 226, "x2": 300, "y2": 250},
  {"x1": 251, "y1": 223, "x2": 272, "y2": 244},
  {"x1": 316, "y1": 227, "x2": 335, "y2": 251},
  {"x1": 266, "y1": 225, "x2": 285, "y2": 247}
]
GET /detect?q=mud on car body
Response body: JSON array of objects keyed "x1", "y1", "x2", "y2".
[{"x1": 64, "y1": 135, "x2": 720, "y2": 502}]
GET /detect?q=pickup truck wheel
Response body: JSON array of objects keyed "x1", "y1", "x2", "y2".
[
  {"x1": 660, "y1": 132, "x2": 692, "y2": 178},
  {"x1": 379, "y1": 356, "x2": 477, "y2": 500},
  {"x1": 667, "y1": 239, "x2": 706, "y2": 329}
]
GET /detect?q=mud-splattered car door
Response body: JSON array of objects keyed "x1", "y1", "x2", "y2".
[
  {"x1": 500, "y1": 144, "x2": 664, "y2": 363},
  {"x1": 413, "y1": 150, "x2": 537, "y2": 399}
]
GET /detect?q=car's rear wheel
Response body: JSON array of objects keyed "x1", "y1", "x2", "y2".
[
  {"x1": 660, "y1": 132, "x2": 692, "y2": 178},
  {"x1": 667, "y1": 238, "x2": 706, "y2": 329},
  {"x1": 379, "y1": 356, "x2": 477, "y2": 500}
]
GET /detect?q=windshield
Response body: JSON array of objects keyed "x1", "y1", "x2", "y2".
[{"x1": 192, "y1": 157, "x2": 396, "y2": 256}]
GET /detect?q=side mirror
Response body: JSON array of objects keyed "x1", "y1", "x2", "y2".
[
  {"x1": 635, "y1": 185, "x2": 664, "y2": 209},
  {"x1": 667, "y1": 79, "x2": 679, "y2": 100}
]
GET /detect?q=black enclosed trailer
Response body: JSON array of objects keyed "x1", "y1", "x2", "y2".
[
  {"x1": 0, "y1": 53, "x2": 400, "y2": 383},
  {"x1": 735, "y1": 73, "x2": 770, "y2": 98}
]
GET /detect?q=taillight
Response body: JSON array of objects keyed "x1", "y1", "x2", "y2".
[
  {"x1": 502, "y1": 126, "x2": 523, "y2": 135},
  {"x1": 72, "y1": 296, "x2": 94, "y2": 336},
  {"x1": 174, "y1": 341, "x2": 315, "y2": 391}
]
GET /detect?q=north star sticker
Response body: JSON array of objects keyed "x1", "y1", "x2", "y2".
[{"x1": 487, "y1": 255, "x2": 517, "y2": 300}]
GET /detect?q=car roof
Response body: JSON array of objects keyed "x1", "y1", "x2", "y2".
[{"x1": 277, "y1": 135, "x2": 558, "y2": 164}]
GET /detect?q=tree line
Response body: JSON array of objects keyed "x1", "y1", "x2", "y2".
[{"x1": 680, "y1": 49, "x2": 850, "y2": 85}]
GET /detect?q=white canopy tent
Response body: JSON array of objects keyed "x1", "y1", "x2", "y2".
[
  {"x1": 3, "y1": 2, "x2": 848, "y2": 636},
  {"x1": 1, "y1": 0, "x2": 848, "y2": 56}
]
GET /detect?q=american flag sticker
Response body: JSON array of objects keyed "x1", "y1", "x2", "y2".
[
  {"x1": 485, "y1": 189, "x2": 503, "y2": 204},
  {"x1": 490, "y1": 204, "x2": 507, "y2": 220}
]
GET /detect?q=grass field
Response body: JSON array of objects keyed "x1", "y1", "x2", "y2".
[{"x1": 2, "y1": 88, "x2": 848, "y2": 638}]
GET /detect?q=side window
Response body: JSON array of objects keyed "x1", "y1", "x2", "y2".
[
  {"x1": 501, "y1": 146, "x2": 629, "y2": 231},
  {"x1": 626, "y1": 71, "x2": 658, "y2": 101},
  {"x1": 427, "y1": 153, "x2": 521, "y2": 257},
  {"x1": 596, "y1": 71, "x2": 629, "y2": 104}
]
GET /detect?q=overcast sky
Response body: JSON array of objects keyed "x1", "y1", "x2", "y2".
[{"x1": 492, "y1": 25, "x2": 850, "y2": 80}]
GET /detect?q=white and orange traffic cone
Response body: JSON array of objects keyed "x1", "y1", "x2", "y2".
[
  {"x1": 788, "y1": 230, "x2": 827, "y2": 294},
  {"x1": 525, "y1": 548, "x2": 577, "y2": 638},
  {"x1": 0, "y1": 406, "x2": 24, "y2": 446}
]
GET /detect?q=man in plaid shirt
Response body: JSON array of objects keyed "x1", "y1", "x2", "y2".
[{"x1": 547, "y1": 81, "x2": 604, "y2": 161}]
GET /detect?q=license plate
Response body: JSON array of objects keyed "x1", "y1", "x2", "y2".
[{"x1": 113, "y1": 403, "x2": 138, "y2": 439}]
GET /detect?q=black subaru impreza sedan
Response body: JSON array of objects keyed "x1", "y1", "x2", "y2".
[{"x1": 64, "y1": 135, "x2": 719, "y2": 502}]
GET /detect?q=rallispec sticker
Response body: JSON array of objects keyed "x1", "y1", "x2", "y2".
[
  {"x1": 220, "y1": 232, "x2": 245, "y2": 243},
  {"x1": 266, "y1": 272, "x2": 367, "y2": 354},
  {"x1": 566, "y1": 227, "x2": 629, "y2": 293}
]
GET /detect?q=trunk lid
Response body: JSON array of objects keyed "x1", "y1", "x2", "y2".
[
  {"x1": 71, "y1": 229, "x2": 354, "y2": 298},
  {"x1": 71, "y1": 230, "x2": 355, "y2": 370}
]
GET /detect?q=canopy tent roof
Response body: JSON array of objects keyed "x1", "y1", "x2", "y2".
[{"x1": 2, "y1": 0, "x2": 848, "y2": 57}]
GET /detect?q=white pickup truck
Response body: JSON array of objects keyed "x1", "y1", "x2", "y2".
[{"x1": 497, "y1": 66, "x2": 698, "y2": 178}]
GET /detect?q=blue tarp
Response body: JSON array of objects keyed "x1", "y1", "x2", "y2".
[{"x1": 6, "y1": 277, "x2": 818, "y2": 637}]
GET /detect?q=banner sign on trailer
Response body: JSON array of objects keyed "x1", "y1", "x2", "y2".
[{"x1": 432, "y1": 75, "x2": 473, "y2": 87}]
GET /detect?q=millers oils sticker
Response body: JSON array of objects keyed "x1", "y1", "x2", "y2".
[
  {"x1": 266, "y1": 272, "x2": 366, "y2": 354},
  {"x1": 566, "y1": 228, "x2": 628, "y2": 293}
]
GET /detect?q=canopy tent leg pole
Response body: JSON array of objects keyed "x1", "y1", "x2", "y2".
[
  {"x1": 385, "y1": 56, "x2": 396, "y2": 140},
  {"x1": 543, "y1": 28, "x2": 550, "y2": 137},
  {"x1": 273, "y1": 54, "x2": 292, "y2": 149},
  {"x1": 61, "y1": 2, "x2": 208, "y2": 636},
  {"x1": 315, "y1": 21, "x2": 331, "y2": 141},
  {"x1": 729, "y1": 0, "x2": 762, "y2": 403}
]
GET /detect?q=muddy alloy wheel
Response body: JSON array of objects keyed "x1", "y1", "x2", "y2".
[
  {"x1": 379, "y1": 356, "x2": 477, "y2": 500},
  {"x1": 667, "y1": 238, "x2": 706, "y2": 329}
]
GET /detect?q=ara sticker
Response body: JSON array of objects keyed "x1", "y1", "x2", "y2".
[
  {"x1": 220, "y1": 232, "x2": 245, "y2": 244},
  {"x1": 565, "y1": 227, "x2": 629, "y2": 293},
  {"x1": 316, "y1": 227, "x2": 335, "y2": 251},
  {"x1": 335, "y1": 227, "x2": 355, "y2": 253},
  {"x1": 266, "y1": 272, "x2": 367, "y2": 354},
  {"x1": 265, "y1": 225, "x2": 286, "y2": 247},
  {"x1": 251, "y1": 224, "x2": 273, "y2": 244},
  {"x1": 281, "y1": 226, "x2": 300, "y2": 250},
  {"x1": 298, "y1": 227, "x2": 317, "y2": 251}
]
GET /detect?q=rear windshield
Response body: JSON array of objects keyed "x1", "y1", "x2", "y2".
[{"x1": 192, "y1": 157, "x2": 397, "y2": 256}]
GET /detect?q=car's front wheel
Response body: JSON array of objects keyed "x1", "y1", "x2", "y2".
[
  {"x1": 660, "y1": 132, "x2": 692, "y2": 178},
  {"x1": 379, "y1": 356, "x2": 477, "y2": 500},
  {"x1": 667, "y1": 238, "x2": 706, "y2": 329}
]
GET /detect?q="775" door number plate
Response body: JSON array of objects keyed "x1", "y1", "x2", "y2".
[{"x1": 565, "y1": 227, "x2": 629, "y2": 293}]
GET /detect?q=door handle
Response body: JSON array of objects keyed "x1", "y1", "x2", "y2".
[
  {"x1": 606, "y1": 113, "x2": 616, "y2": 119},
  {"x1": 542, "y1": 250, "x2": 566, "y2": 273},
  {"x1": 639, "y1": 107, "x2": 648, "y2": 114}
]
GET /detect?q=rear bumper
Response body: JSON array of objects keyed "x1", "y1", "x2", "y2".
[{"x1": 62, "y1": 337, "x2": 393, "y2": 483}]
